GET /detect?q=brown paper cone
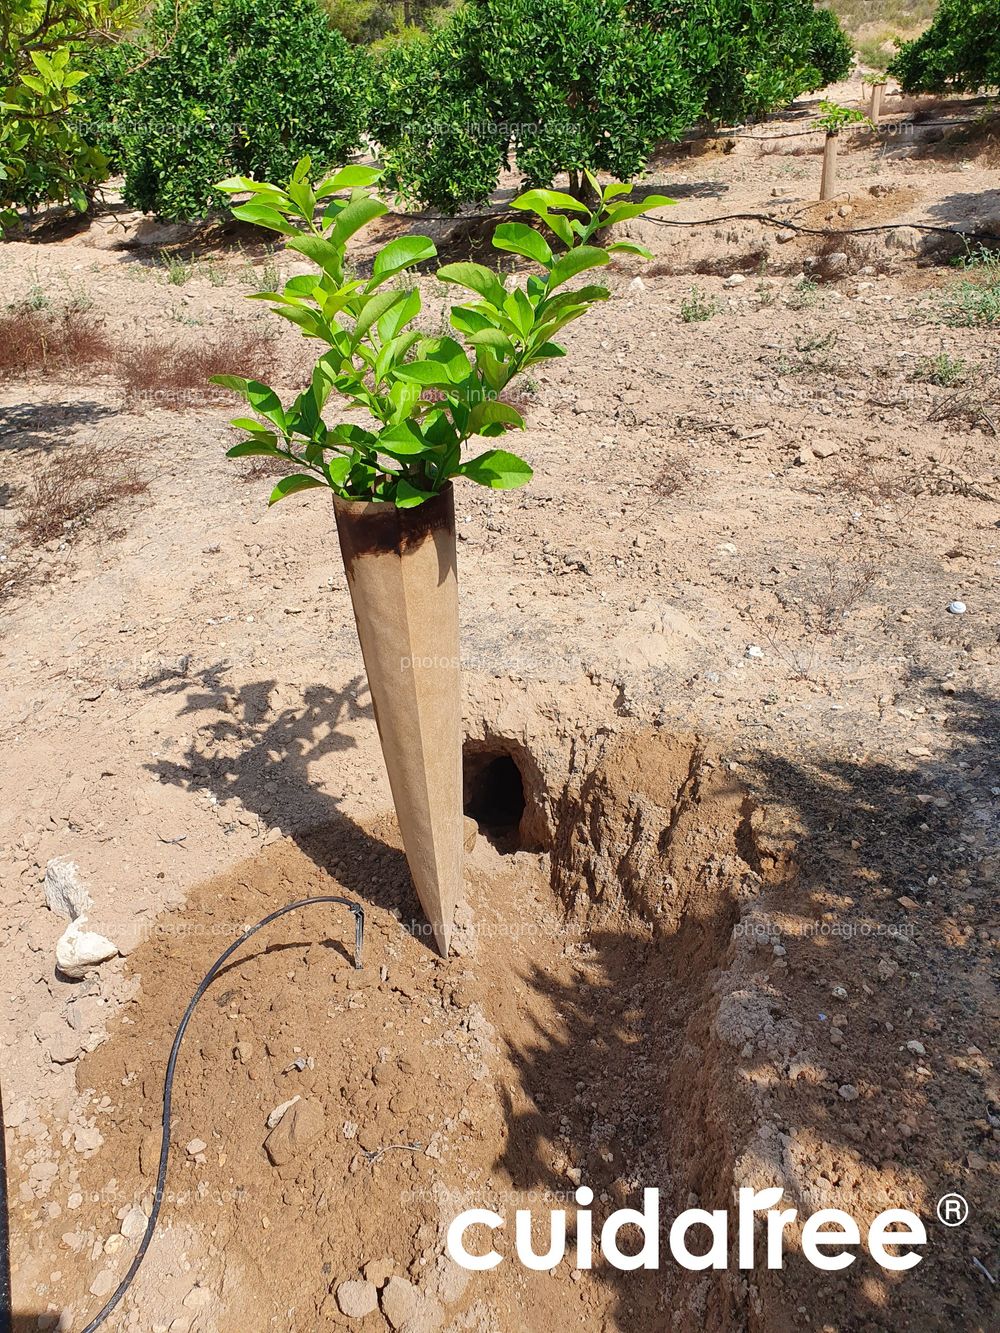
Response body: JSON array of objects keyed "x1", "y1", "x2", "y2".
[{"x1": 333, "y1": 484, "x2": 463, "y2": 957}]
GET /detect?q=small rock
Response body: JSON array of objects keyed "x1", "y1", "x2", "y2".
[
  {"x1": 796, "y1": 447, "x2": 815, "y2": 465},
  {"x1": 266, "y1": 1096, "x2": 300, "y2": 1130},
  {"x1": 812, "y1": 442, "x2": 840, "y2": 459},
  {"x1": 89, "y1": 1270, "x2": 116, "y2": 1299},
  {"x1": 381, "y1": 1277, "x2": 443, "y2": 1332},
  {"x1": 264, "y1": 1098, "x2": 324, "y2": 1167},
  {"x1": 823, "y1": 251, "x2": 850, "y2": 276},
  {"x1": 906, "y1": 1040, "x2": 926, "y2": 1056},
  {"x1": 724, "y1": 273, "x2": 746, "y2": 288},
  {"x1": 746, "y1": 645, "x2": 764, "y2": 660},
  {"x1": 876, "y1": 958, "x2": 898, "y2": 983},
  {"x1": 628, "y1": 276, "x2": 646, "y2": 292},
  {"x1": 832, "y1": 986, "x2": 848, "y2": 1000},
  {"x1": 185, "y1": 1139, "x2": 207, "y2": 1156},
  {"x1": 120, "y1": 1205, "x2": 147, "y2": 1242},
  {"x1": 44, "y1": 858, "x2": 93, "y2": 921},
  {"x1": 363, "y1": 1258, "x2": 393, "y2": 1289},
  {"x1": 336, "y1": 1279, "x2": 378, "y2": 1318},
  {"x1": 573, "y1": 398, "x2": 596, "y2": 415},
  {"x1": 838, "y1": 1084, "x2": 859, "y2": 1101},
  {"x1": 182, "y1": 1285, "x2": 213, "y2": 1311},
  {"x1": 55, "y1": 918, "x2": 118, "y2": 979},
  {"x1": 776, "y1": 229, "x2": 796, "y2": 243}
]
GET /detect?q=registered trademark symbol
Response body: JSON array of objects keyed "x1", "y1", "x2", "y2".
[{"x1": 936, "y1": 1193, "x2": 969, "y2": 1226}]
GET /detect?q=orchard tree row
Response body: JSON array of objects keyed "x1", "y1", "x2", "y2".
[{"x1": 1, "y1": 0, "x2": 997, "y2": 229}]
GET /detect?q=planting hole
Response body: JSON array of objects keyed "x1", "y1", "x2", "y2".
[{"x1": 463, "y1": 745, "x2": 527, "y2": 848}]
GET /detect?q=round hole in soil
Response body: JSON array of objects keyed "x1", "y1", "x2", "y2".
[{"x1": 463, "y1": 745, "x2": 526, "y2": 849}]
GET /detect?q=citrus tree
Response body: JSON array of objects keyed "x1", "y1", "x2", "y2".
[
  {"x1": 373, "y1": 0, "x2": 702, "y2": 211},
  {"x1": 640, "y1": 0, "x2": 854, "y2": 124},
  {"x1": 213, "y1": 159, "x2": 672, "y2": 507},
  {"x1": 0, "y1": 0, "x2": 138, "y2": 230},
  {"x1": 85, "y1": 0, "x2": 372, "y2": 221},
  {"x1": 890, "y1": 0, "x2": 1000, "y2": 94},
  {"x1": 373, "y1": 0, "x2": 852, "y2": 212}
]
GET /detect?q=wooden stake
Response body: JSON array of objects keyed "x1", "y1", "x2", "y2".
[
  {"x1": 870, "y1": 81, "x2": 886, "y2": 125},
  {"x1": 820, "y1": 131, "x2": 839, "y2": 202}
]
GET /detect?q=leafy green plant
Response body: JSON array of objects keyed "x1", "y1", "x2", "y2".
[
  {"x1": 938, "y1": 272, "x2": 1000, "y2": 327},
  {"x1": 787, "y1": 277, "x2": 821, "y2": 309},
  {"x1": 916, "y1": 353, "x2": 968, "y2": 386},
  {"x1": 158, "y1": 251, "x2": 194, "y2": 287},
  {"x1": 679, "y1": 286, "x2": 719, "y2": 322},
  {"x1": 373, "y1": 0, "x2": 853, "y2": 212},
  {"x1": 890, "y1": 0, "x2": 1000, "y2": 94},
  {"x1": 816, "y1": 100, "x2": 873, "y2": 134},
  {"x1": 373, "y1": 0, "x2": 700, "y2": 212},
  {"x1": 84, "y1": 0, "x2": 372, "y2": 222},
  {"x1": 0, "y1": 1, "x2": 138, "y2": 230},
  {"x1": 640, "y1": 0, "x2": 853, "y2": 125},
  {"x1": 213, "y1": 159, "x2": 671, "y2": 507}
]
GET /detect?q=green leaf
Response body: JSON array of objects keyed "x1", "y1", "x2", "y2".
[
  {"x1": 246, "y1": 380, "x2": 286, "y2": 428},
  {"x1": 226, "y1": 441, "x2": 281, "y2": 458},
  {"x1": 317, "y1": 166, "x2": 383, "y2": 195},
  {"x1": 468, "y1": 401, "x2": 525, "y2": 433},
  {"x1": 377, "y1": 422, "x2": 428, "y2": 455},
  {"x1": 602, "y1": 202, "x2": 674, "y2": 227},
  {"x1": 492, "y1": 222, "x2": 553, "y2": 268},
  {"x1": 230, "y1": 203, "x2": 299, "y2": 235},
  {"x1": 287, "y1": 234, "x2": 344, "y2": 276},
  {"x1": 395, "y1": 478, "x2": 435, "y2": 508},
  {"x1": 547, "y1": 246, "x2": 609, "y2": 290},
  {"x1": 370, "y1": 235, "x2": 437, "y2": 286},
  {"x1": 457, "y1": 449, "x2": 533, "y2": 489},
  {"x1": 467, "y1": 327, "x2": 515, "y2": 356},
  {"x1": 607, "y1": 241, "x2": 654, "y2": 259},
  {"x1": 436, "y1": 262, "x2": 507, "y2": 308},
  {"x1": 512, "y1": 189, "x2": 589, "y2": 215},
  {"x1": 268, "y1": 475, "x2": 326, "y2": 505},
  {"x1": 353, "y1": 288, "x2": 407, "y2": 343},
  {"x1": 325, "y1": 196, "x2": 388, "y2": 246},
  {"x1": 326, "y1": 456, "x2": 351, "y2": 487},
  {"x1": 378, "y1": 287, "x2": 421, "y2": 342},
  {"x1": 210, "y1": 374, "x2": 251, "y2": 394}
]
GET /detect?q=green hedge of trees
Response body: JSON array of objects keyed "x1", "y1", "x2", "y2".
[
  {"x1": 10, "y1": 0, "x2": 856, "y2": 223},
  {"x1": 374, "y1": 0, "x2": 853, "y2": 212},
  {"x1": 890, "y1": 0, "x2": 1000, "y2": 95},
  {"x1": 86, "y1": 0, "x2": 371, "y2": 221}
]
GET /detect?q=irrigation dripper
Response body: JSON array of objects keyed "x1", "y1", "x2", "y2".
[{"x1": 0, "y1": 894, "x2": 365, "y2": 1333}]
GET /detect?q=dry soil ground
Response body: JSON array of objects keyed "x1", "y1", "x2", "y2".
[{"x1": 1, "y1": 76, "x2": 998, "y2": 1333}]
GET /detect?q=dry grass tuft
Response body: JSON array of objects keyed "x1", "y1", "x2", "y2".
[
  {"x1": 17, "y1": 445, "x2": 148, "y2": 546},
  {"x1": 0, "y1": 307, "x2": 114, "y2": 378},
  {"x1": 116, "y1": 326, "x2": 278, "y2": 411}
]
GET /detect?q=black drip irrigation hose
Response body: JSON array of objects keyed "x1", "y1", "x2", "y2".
[{"x1": 0, "y1": 895, "x2": 365, "y2": 1333}]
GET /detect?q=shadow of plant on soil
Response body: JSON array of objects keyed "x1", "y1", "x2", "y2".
[
  {"x1": 494, "y1": 684, "x2": 997, "y2": 1330},
  {"x1": 144, "y1": 667, "x2": 425, "y2": 931}
]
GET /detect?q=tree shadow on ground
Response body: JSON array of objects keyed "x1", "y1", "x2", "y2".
[
  {"x1": 497, "y1": 683, "x2": 998, "y2": 1330},
  {"x1": 0, "y1": 401, "x2": 118, "y2": 455},
  {"x1": 144, "y1": 666, "x2": 426, "y2": 937}
]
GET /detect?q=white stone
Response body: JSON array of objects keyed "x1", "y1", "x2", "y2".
[
  {"x1": 44, "y1": 858, "x2": 93, "y2": 921},
  {"x1": 55, "y1": 918, "x2": 118, "y2": 978},
  {"x1": 120, "y1": 1205, "x2": 148, "y2": 1241},
  {"x1": 266, "y1": 1095, "x2": 300, "y2": 1130}
]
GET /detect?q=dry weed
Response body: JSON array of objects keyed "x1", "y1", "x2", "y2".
[
  {"x1": 17, "y1": 445, "x2": 147, "y2": 546},
  {"x1": 0, "y1": 306, "x2": 114, "y2": 378},
  {"x1": 116, "y1": 326, "x2": 278, "y2": 410}
]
